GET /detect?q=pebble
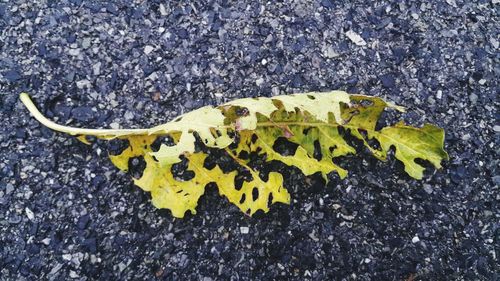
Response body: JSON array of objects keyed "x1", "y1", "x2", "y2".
[
  {"x1": 380, "y1": 73, "x2": 395, "y2": 88},
  {"x1": 436, "y1": 90, "x2": 442, "y2": 99},
  {"x1": 68, "y1": 48, "x2": 80, "y2": 56},
  {"x1": 323, "y1": 45, "x2": 339, "y2": 58},
  {"x1": 144, "y1": 45, "x2": 154, "y2": 55},
  {"x1": 93, "y1": 62, "x2": 101, "y2": 76},
  {"x1": 6, "y1": 183, "x2": 14, "y2": 194},
  {"x1": 469, "y1": 93, "x2": 478, "y2": 103},
  {"x1": 345, "y1": 30, "x2": 367, "y2": 46},
  {"x1": 2, "y1": 69, "x2": 21, "y2": 82},
  {"x1": 110, "y1": 122, "x2": 120, "y2": 129},
  {"x1": 423, "y1": 184, "x2": 433, "y2": 194},
  {"x1": 8, "y1": 215, "x2": 21, "y2": 224},
  {"x1": 159, "y1": 4, "x2": 167, "y2": 16},
  {"x1": 82, "y1": 38, "x2": 91, "y2": 49},
  {"x1": 412, "y1": 236, "x2": 420, "y2": 243},
  {"x1": 71, "y1": 107, "x2": 94, "y2": 122},
  {"x1": 25, "y1": 207, "x2": 35, "y2": 220},
  {"x1": 240, "y1": 227, "x2": 249, "y2": 234},
  {"x1": 255, "y1": 78, "x2": 264, "y2": 86},
  {"x1": 124, "y1": 111, "x2": 134, "y2": 120},
  {"x1": 69, "y1": 271, "x2": 79, "y2": 278},
  {"x1": 76, "y1": 80, "x2": 91, "y2": 89}
]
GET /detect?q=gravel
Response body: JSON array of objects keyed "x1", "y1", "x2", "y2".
[{"x1": 1, "y1": 1, "x2": 498, "y2": 280}]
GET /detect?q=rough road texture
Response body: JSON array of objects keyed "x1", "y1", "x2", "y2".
[{"x1": 1, "y1": 1, "x2": 498, "y2": 280}]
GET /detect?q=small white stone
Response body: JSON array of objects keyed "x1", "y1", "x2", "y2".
[
  {"x1": 69, "y1": 271, "x2": 79, "y2": 278},
  {"x1": 76, "y1": 80, "x2": 90, "y2": 89},
  {"x1": 412, "y1": 236, "x2": 420, "y2": 243},
  {"x1": 364, "y1": 258, "x2": 371, "y2": 263},
  {"x1": 144, "y1": 45, "x2": 154, "y2": 55},
  {"x1": 62, "y1": 254, "x2": 72, "y2": 261},
  {"x1": 41, "y1": 238, "x2": 51, "y2": 245},
  {"x1": 493, "y1": 125, "x2": 500, "y2": 132},
  {"x1": 159, "y1": 4, "x2": 167, "y2": 16},
  {"x1": 110, "y1": 122, "x2": 120, "y2": 129},
  {"x1": 68, "y1": 48, "x2": 80, "y2": 56},
  {"x1": 345, "y1": 30, "x2": 366, "y2": 46},
  {"x1": 436, "y1": 90, "x2": 442, "y2": 99},
  {"x1": 323, "y1": 45, "x2": 339, "y2": 58},
  {"x1": 478, "y1": 79, "x2": 486, "y2": 85},
  {"x1": 491, "y1": 37, "x2": 499, "y2": 49},
  {"x1": 93, "y1": 62, "x2": 101, "y2": 76},
  {"x1": 25, "y1": 207, "x2": 35, "y2": 220},
  {"x1": 124, "y1": 111, "x2": 134, "y2": 120},
  {"x1": 446, "y1": 0, "x2": 457, "y2": 7},
  {"x1": 255, "y1": 78, "x2": 264, "y2": 86},
  {"x1": 261, "y1": 58, "x2": 267, "y2": 65},
  {"x1": 82, "y1": 38, "x2": 91, "y2": 49},
  {"x1": 240, "y1": 226, "x2": 249, "y2": 234},
  {"x1": 461, "y1": 133, "x2": 471, "y2": 141}
]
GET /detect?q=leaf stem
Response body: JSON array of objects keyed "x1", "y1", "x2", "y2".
[{"x1": 20, "y1": 93, "x2": 152, "y2": 136}]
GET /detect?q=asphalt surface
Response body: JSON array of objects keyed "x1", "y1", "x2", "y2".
[{"x1": 1, "y1": 1, "x2": 498, "y2": 280}]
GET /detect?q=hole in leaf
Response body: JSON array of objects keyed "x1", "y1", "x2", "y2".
[
  {"x1": 252, "y1": 187, "x2": 259, "y2": 201},
  {"x1": 108, "y1": 138, "x2": 130, "y2": 155},
  {"x1": 251, "y1": 134, "x2": 258, "y2": 144},
  {"x1": 128, "y1": 156, "x2": 146, "y2": 179},
  {"x1": 227, "y1": 130, "x2": 236, "y2": 139},
  {"x1": 359, "y1": 99, "x2": 374, "y2": 107},
  {"x1": 366, "y1": 136, "x2": 382, "y2": 151},
  {"x1": 240, "y1": 193, "x2": 246, "y2": 204},
  {"x1": 203, "y1": 153, "x2": 217, "y2": 170},
  {"x1": 228, "y1": 132, "x2": 240, "y2": 150},
  {"x1": 151, "y1": 135, "x2": 175, "y2": 152},
  {"x1": 414, "y1": 158, "x2": 435, "y2": 173},
  {"x1": 234, "y1": 175, "x2": 244, "y2": 191},
  {"x1": 303, "y1": 128, "x2": 311, "y2": 135},
  {"x1": 236, "y1": 107, "x2": 250, "y2": 116},
  {"x1": 357, "y1": 128, "x2": 368, "y2": 139},
  {"x1": 267, "y1": 193, "x2": 274, "y2": 208},
  {"x1": 174, "y1": 117, "x2": 182, "y2": 122},
  {"x1": 339, "y1": 127, "x2": 364, "y2": 152},
  {"x1": 374, "y1": 111, "x2": 398, "y2": 131},
  {"x1": 172, "y1": 156, "x2": 195, "y2": 181},
  {"x1": 313, "y1": 140, "x2": 322, "y2": 160},
  {"x1": 273, "y1": 137, "x2": 298, "y2": 156},
  {"x1": 307, "y1": 95, "x2": 316, "y2": 100},
  {"x1": 238, "y1": 150, "x2": 249, "y2": 160},
  {"x1": 329, "y1": 145, "x2": 337, "y2": 153}
]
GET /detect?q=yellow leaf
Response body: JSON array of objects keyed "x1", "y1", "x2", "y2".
[{"x1": 20, "y1": 91, "x2": 448, "y2": 218}]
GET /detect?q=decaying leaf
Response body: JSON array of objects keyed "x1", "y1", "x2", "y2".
[{"x1": 20, "y1": 91, "x2": 448, "y2": 218}]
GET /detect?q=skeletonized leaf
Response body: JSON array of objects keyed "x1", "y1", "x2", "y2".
[{"x1": 20, "y1": 91, "x2": 448, "y2": 218}]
